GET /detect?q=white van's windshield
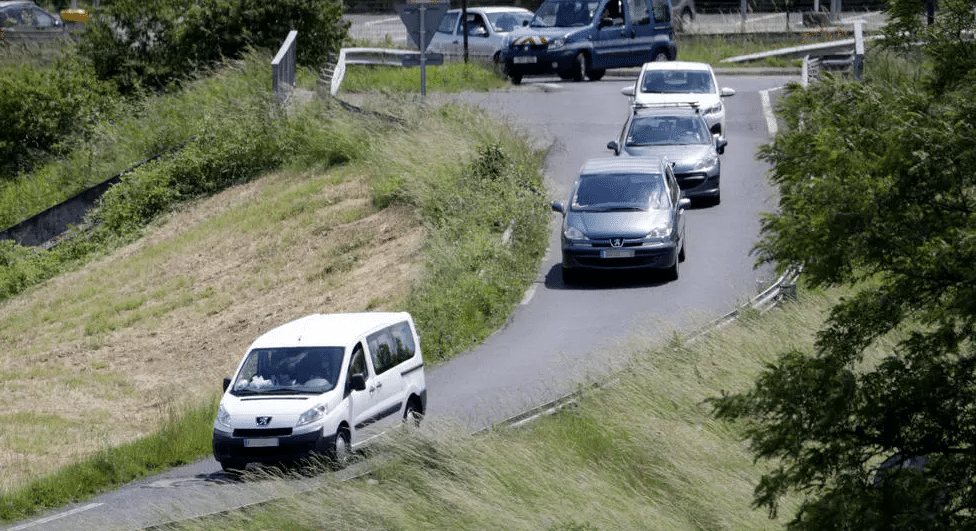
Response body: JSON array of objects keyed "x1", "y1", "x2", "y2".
[{"x1": 230, "y1": 347, "x2": 344, "y2": 396}]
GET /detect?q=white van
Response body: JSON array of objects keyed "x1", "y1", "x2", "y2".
[{"x1": 212, "y1": 312, "x2": 427, "y2": 472}]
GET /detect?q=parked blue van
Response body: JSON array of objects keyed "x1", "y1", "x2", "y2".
[{"x1": 501, "y1": 0, "x2": 677, "y2": 84}]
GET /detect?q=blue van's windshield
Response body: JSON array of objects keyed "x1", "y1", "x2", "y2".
[
  {"x1": 531, "y1": 0, "x2": 599, "y2": 27},
  {"x1": 230, "y1": 347, "x2": 344, "y2": 396}
]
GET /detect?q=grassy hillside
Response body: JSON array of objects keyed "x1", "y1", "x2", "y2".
[{"x1": 0, "y1": 56, "x2": 548, "y2": 522}]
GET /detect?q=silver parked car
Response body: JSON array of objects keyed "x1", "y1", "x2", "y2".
[
  {"x1": 551, "y1": 157, "x2": 690, "y2": 283},
  {"x1": 427, "y1": 6, "x2": 534, "y2": 63},
  {"x1": 0, "y1": 1, "x2": 66, "y2": 45},
  {"x1": 607, "y1": 104, "x2": 727, "y2": 205}
]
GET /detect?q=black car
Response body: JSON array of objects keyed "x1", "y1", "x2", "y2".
[
  {"x1": 551, "y1": 156, "x2": 690, "y2": 283},
  {"x1": 607, "y1": 104, "x2": 726, "y2": 205},
  {"x1": 0, "y1": 1, "x2": 67, "y2": 45}
]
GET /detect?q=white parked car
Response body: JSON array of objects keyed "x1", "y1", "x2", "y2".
[
  {"x1": 427, "y1": 6, "x2": 533, "y2": 63},
  {"x1": 212, "y1": 312, "x2": 427, "y2": 472},
  {"x1": 621, "y1": 61, "x2": 736, "y2": 144}
]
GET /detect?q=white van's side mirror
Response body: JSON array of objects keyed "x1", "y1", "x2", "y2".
[
  {"x1": 223, "y1": 377, "x2": 231, "y2": 392},
  {"x1": 348, "y1": 373, "x2": 367, "y2": 392}
]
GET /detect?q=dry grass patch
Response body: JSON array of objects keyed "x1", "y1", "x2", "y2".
[{"x1": 0, "y1": 165, "x2": 424, "y2": 493}]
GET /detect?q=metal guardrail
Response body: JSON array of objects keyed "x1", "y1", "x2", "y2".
[
  {"x1": 272, "y1": 30, "x2": 299, "y2": 104},
  {"x1": 800, "y1": 19, "x2": 866, "y2": 85},
  {"x1": 324, "y1": 47, "x2": 427, "y2": 97}
]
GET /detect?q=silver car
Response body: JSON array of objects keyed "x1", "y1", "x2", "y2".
[
  {"x1": 427, "y1": 6, "x2": 533, "y2": 63},
  {"x1": 0, "y1": 1, "x2": 66, "y2": 45},
  {"x1": 551, "y1": 157, "x2": 690, "y2": 284},
  {"x1": 606, "y1": 105, "x2": 727, "y2": 205}
]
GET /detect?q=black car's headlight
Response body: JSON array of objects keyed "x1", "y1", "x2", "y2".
[{"x1": 564, "y1": 225, "x2": 588, "y2": 241}]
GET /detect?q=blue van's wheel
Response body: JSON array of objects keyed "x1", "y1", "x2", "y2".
[
  {"x1": 587, "y1": 68, "x2": 606, "y2": 81},
  {"x1": 654, "y1": 50, "x2": 669, "y2": 61},
  {"x1": 572, "y1": 52, "x2": 588, "y2": 81}
]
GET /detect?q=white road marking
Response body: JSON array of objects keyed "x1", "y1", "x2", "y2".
[{"x1": 7, "y1": 503, "x2": 104, "y2": 530}]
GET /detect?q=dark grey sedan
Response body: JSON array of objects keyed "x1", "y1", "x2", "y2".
[
  {"x1": 551, "y1": 157, "x2": 690, "y2": 283},
  {"x1": 607, "y1": 105, "x2": 727, "y2": 205}
]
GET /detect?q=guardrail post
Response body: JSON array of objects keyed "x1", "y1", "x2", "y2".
[
  {"x1": 853, "y1": 20, "x2": 864, "y2": 81},
  {"x1": 272, "y1": 30, "x2": 299, "y2": 105}
]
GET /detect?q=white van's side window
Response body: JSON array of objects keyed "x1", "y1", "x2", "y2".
[{"x1": 389, "y1": 321, "x2": 416, "y2": 364}]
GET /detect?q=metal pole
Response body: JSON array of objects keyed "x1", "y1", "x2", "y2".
[
  {"x1": 420, "y1": 5, "x2": 427, "y2": 97},
  {"x1": 462, "y1": 0, "x2": 469, "y2": 63},
  {"x1": 740, "y1": 0, "x2": 747, "y2": 31}
]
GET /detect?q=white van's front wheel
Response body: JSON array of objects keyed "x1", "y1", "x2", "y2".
[
  {"x1": 404, "y1": 402, "x2": 424, "y2": 428},
  {"x1": 331, "y1": 429, "x2": 351, "y2": 468}
]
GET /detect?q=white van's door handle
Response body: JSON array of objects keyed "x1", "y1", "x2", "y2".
[{"x1": 375, "y1": 382, "x2": 383, "y2": 389}]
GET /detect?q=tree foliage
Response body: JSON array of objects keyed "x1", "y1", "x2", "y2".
[
  {"x1": 709, "y1": 1, "x2": 976, "y2": 528},
  {"x1": 77, "y1": 0, "x2": 349, "y2": 93}
]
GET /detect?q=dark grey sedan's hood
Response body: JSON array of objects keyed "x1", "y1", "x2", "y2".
[
  {"x1": 568, "y1": 210, "x2": 670, "y2": 239},
  {"x1": 621, "y1": 145, "x2": 714, "y2": 172}
]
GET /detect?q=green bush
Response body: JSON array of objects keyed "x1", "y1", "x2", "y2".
[
  {"x1": 78, "y1": 0, "x2": 349, "y2": 94},
  {"x1": 0, "y1": 52, "x2": 118, "y2": 179}
]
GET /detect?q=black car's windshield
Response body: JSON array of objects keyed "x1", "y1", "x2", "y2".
[
  {"x1": 530, "y1": 0, "x2": 598, "y2": 27},
  {"x1": 572, "y1": 174, "x2": 668, "y2": 211},
  {"x1": 230, "y1": 346, "x2": 344, "y2": 396},
  {"x1": 626, "y1": 115, "x2": 711, "y2": 146},
  {"x1": 640, "y1": 71, "x2": 715, "y2": 94}
]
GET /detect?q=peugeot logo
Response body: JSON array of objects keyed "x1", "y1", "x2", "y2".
[
  {"x1": 256, "y1": 416, "x2": 272, "y2": 426},
  {"x1": 611, "y1": 238, "x2": 623, "y2": 248}
]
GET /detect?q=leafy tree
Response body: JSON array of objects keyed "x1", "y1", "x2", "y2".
[
  {"x1": 709, "y1": 1, "x2": 976, "y2": 528},
  {"x1": 78, "y1": 0, "x2": 349, "y2": 93}
]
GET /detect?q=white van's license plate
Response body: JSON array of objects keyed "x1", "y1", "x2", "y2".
[
  {"x1": 601, "y1": 249, "x2": 634, "y2": 259},
  {"x1": 244, "y1": 438, "x2": 279, "y2": 448},
  {"x1": 513, "y1": 56, "x2": 536, "y2": 64}
]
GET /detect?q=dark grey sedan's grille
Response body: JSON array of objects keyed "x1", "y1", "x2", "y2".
[
  {"x1": 592, "y1": 240, "x2": 642, "y2": 248},
  {"x1": 675, "y1": 172, "x2": 707, "y2": 189}
]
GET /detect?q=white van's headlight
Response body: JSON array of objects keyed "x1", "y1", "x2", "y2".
[
  {"x1": 297, "y1": 404, "x2": 327, "y2": 427},
  {"x1": 216, "y1": 404, "x2": 232, "y2": 430}
]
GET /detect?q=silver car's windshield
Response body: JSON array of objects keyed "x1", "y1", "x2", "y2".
[
  {"x1": 640, "y1": 71, "x2": 715, "y2": 94},
  {"x1": 531, "y1": 0, "x2": 598, "y2": 27},
  {"x1": 488, "y1": 11, "x2": 532, "y2": 32},
  {"x1": 626, "y1": 115, "x2": 711, "y2": 146},
  {"x1": 572, "y1": 174, "x2": 668, "y2": 211},
  {"x1": 230, "y1": 346, "x2": 344, "y2": 396}
]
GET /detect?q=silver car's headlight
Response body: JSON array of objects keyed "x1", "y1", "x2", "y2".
[
  {"x1": 548, "y1": 37, "x2": 566, "y2": 50},
  {"x1": 297, "y1": 404, "x2": 327, "y2": 427},
  {"x1": 702, "y1": 102, "x2": 722, "y2": 116},
  {"x1": 564, "y1": 225, "x2": 588, "y2": 241},
  {"x1": 691, "y1": 153, "x2": 719, "y2": 171},
  {"x1": 216, "y1": 404, "x2": 232, "y2": 430}
]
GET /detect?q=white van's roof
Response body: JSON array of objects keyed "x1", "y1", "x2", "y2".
[{"x1": 247, "y1": 312, "x2": 413, "y2": 350}]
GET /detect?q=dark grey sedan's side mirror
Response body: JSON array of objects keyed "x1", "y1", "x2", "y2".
[
  {"x1": 678, "y1": 198, "x2": 692, "y2": 210},
  {"x1": 607, "y1": 140, "x2": 620, "y2": 154},
  {"x1": 349, "y1": 373, "x2": 367, "y2": 391},
  {"x1": 716, "y1": 138, "x2": 727, "y2": 155},
  {"x1": 551, "y1": 201, "x2": 565, "y2": 213}
]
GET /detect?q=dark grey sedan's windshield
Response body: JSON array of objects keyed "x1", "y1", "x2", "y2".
[
  {"x1": 230, "y1": 347, "x2": 344, "y2": 396},
  {"x1": 626, "y1": 115, "x2": 710, "y2": 146},
  {"x1": 640, "y1": 71, "x2": 715, "y2": 94},
  {"x1": 531, "y1": 0, "x2": 598, "y2": 27},
  {"x1": 573, "y1": 174, "x2": 667, "y2": 211}
]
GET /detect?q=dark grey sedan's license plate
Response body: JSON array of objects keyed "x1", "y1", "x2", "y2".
[{"x1": 601, "y1": 249, "x2": 634, "y2": 259}]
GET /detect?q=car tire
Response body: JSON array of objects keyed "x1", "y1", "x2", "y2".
[
  {"x1": 404, "y1": 400, "x2": 423, "y2": 428},
  {"x1": 572, "y1": 52, "x2": 588, "y2": 81},
  {"x1": 562, "y1": 267, "x2": 580, "y2": 285},
  {"x1": 587, "y1": 68, "x2": 606, "y2": 81},
  {"x1": 330, "y1": 428, "x2": 351, "y2": 469},
  {"x1": 664, "y1": 259, "x2": 679, "y2": 281},
  {"x1": 678, "y1": 239, "x2": 686, "y2": 262},
  {"x1": 510, "y1": 73, "x2": 523, "y2": 85},
  {"x1": 654, "y1": 50, "x2": 669, "y2": 62}
]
